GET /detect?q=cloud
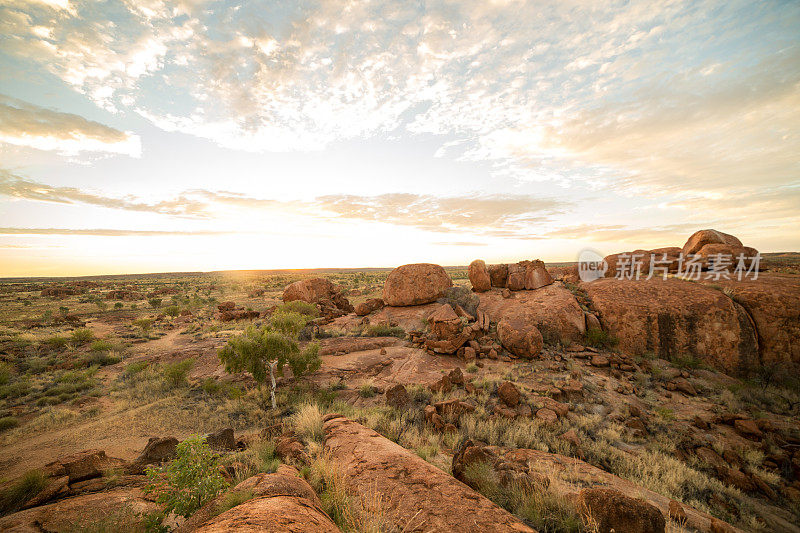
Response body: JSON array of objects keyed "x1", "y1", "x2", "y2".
[
  {"x1": 0, "y1": 174, "x2": 567, "y2": 237},
  {"x1": 0, "y1": 227, "x2": 228, "y2": 236},
  {"x1": 0, "y1": 171, "x2": 206, "y2": 217},
  {"x1": 0, "y1": 95, "x2": 141, "y2": 156},
  {"x1": 313, "y1": 193, "x2": 566, "y2": 233}
]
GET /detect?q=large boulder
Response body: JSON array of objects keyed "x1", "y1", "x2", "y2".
[
  {"x1": 696, "y1": 244, "x2": 759, "y2": 271},
  {"x1": 682, "y1": 229, "x2": 743, "y2": 256},
  {"x1": 323, "y1": 415, "x2": 534, "y2": 532},
  {"x1": 506, "y1": 260, "x2": 553, "y2": 290},
  {"x1": 468, "y1": 260, "x2": 491, "y2": 292},
  {"x1": 478, "y1": 283, "x2": 586, "y2": 344},
  {"x1": 44, "y1": 449, "x2": 126, "y2": 483},
  {"x1": 579, "y1": 488, "x2": 665, "y2": 533},
  {"x1": 126, "y1": 437, "x2": 178, "y2": 474},
  {"x1": 497, "y1": 312, "x2": 544, "y2": 358},
  {"x1": 700, "y1": 274, "x2": 800, "y2": 365},
  {"x1": 603, "y1": 250, "x2": 653, "y2": 279},
  {"x1": 382, "y1": 263, "x2": 452, "y2": 306},
  {"x1": 583, "y1": 278, "x2": 759, "y2": 374},
  {"x1": 488, "y1": 264, "x2": 509, "y2": 288}
]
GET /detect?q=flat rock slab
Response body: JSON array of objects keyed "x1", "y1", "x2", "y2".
[
  {"x1": 0, "y1": 487, "x2": 157, "y2": 532},
  {"x1": 323, "y1": 415, "x2": 535, "y2": 533},
  {"x1": 318, "y1": 336, "x2": 401, "y2": 356}
]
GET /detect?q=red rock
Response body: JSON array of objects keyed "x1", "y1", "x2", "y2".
[
  {"x1": 668, "y1": 500, "x2": 687, "y2": 524},
  {"x1": 488, "y1": 263, "x2": 509, "y2": 288},
  {"x1": 428, "y1": 304, "x2": 463, "y2": 339},
  {"x1": 434, "y1": 398, "x2": 476, "y2": 418},
  {"x1": 468, "y1": 259, "x2": 491, "y2": 292},
  {"x1": 478, "y1": 283, "x2": 586, "y2": 344},
  {"x1": 582, "y1": 278, "x2": 758, "y2": 374},
  {"x1": 46, "y1": 450, "x2": 125, "y2": 483},
  {"x1": 603, "y1": 250, "x2": 653, "y2": 279},
  {"x1": 385, "y1": 384, "x2": 410, "y2": 408},
  {"x1": 536, "y1": 408, "x2": 558, "y2": 424},
  {"x1": 591, "y1": 355, "x2": 610, "y2": 367},
  {"x1": 382, "y1": 263, "x2": 452, "y2": 306},
  {"x1": 507, "y1": 260, "x2": 553, "y2": 290},
  {"x1": 579, "y1": 488, "x2": 666, "y2": 533},
  {"x1": 733, "y1": 418, "x2": 763, "y2": 439},
  {"x1": 497, "y1": 381, "x2": 521, "y2": 407},
  {"x1": 682, "y1": 229, "x2": 743, "y2": 256},
  {"x1": 192, "y1": 467, "x2": 337, "y2": 532},
  {"x1": 283, "y1": 278, "x2": 353, "y2": 315},
  {"x1": 354, "y1": 298, "x2": 384, "y2": 316},
  {"x1": 429, "y1": 374, "x2": 453, "y2": 394},
  {"x1": 126, "y1": 436, "x2": 178, "y2": 474},
  {"x1": 324, "y1": 418, "x2": 534, "y2": 532},
  {"x1": 497, "y1": 313, "x2": 543, "y2": 358}
]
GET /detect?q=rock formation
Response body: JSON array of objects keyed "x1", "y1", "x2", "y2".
[{"x1": 382, "y1": 263, "x2": 453, "y2": 306}]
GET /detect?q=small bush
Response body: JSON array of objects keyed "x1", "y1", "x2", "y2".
[
  {"x1": 71, "y1": 328, "x2": 95, "y2": 344},
  {"x1": 438, "y1": 286, "x2": 480, "y2": 316},
  {"x1": 164, "y1": 305, "x2": 180, "y2": 317},
  {"x1": 0, "y1": 416, "x2": 20, "y2": 432},
  {"x1": 145, "y1": 436, "x2": 228, "y2": 517},
  {"x1": 362, "y1": 324, "x2": 405, "y2": 338},
  {"x1": 133, "y1": 318, "x2": 154, "y2": 335},
  {"x1": 123, "y1": 361, "x2": 148, "y2": 378},
  {"x1": 277, "y1": 300, "x2": 319, "y2": 317},
  {"x1": 215, "y1": 489, "x2": 254, "y2": 516},
  {"x1": 90, "y1": 339, "x2": 115, "y2": 352},
  {"x1": 584, "y1": 328, "x2": 618, "y2": 349},
  {"x1": 0, "y1": 470, "x2": 48, "y2": 515},
  {"x1": 358, "y1": 383, "x2": 376, "y2": 398},
  {"x1": 163, "y1": 359, "x2": 194, "y2": 389},
  {"x1": 45, "y1": 335, "x2": 69, "y2": 349},
  {"x1": 82, "y1": 351, "x2": 121, "y2": 367},
  {"x1": 149, "y1": 298, "x2": 163, "y2": 309},
  {"x1": 0, "y1": 363, "x2": 10, "y2": 386},
  {"x1": 292, "y1": 403, "x2": 324, "y2": 443},
  {"x1": 466, "y1": 363, "x2": 478, "y2": 373}
]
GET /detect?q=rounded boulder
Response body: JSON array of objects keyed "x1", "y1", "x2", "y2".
[{"x1": 382, "y1": 263, "x2": 452, "y2": 306}]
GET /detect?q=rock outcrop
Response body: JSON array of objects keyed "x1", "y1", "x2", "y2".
[
  {"x1": 382, "y1": 263, "x2": 452, "y2": 306},
  {"x1": 283, "y1": 278, "x2": 354, "y2": 318},
  {"x1": 488, "y1": 264, "x2": 509, "y2": 288},
  {"x1": 468, "y1": 259, "x2": 491, "y2": 292},
  {"x1": 683, "y1": 229, "x2": 743, "y2": 256},
  {"x1": 354, "y1": 298, "x2": 384, "y2": 316},
  {"x1": 185, "y1": 465, "x2": 339, "y2": 532},
  {"x1": 478, "y1": 283, "x2": 586, "y2": 344},
  {"x1": 701, "y1": 274, "x2": 800, "y2": 365},
  {"x1": 452, "y1": 441, "x2": 742, "y2": 533},
  {"x1": 506, "y1": 260, "x2": 553, "y2": 291},
  {"x1": 583, "y1": 278, "x2": 759, "y2": 374},
  {"x1": 323, "y1": 415, "x2": 534, "y2": 532}
]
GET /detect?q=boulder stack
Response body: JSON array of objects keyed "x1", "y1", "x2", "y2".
[{"x1": 382, "y1": 263, "x2": 452, "y2": 306}]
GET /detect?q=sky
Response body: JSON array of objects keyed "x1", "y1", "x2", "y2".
[{"x1": 0, "y1": 0, "x2": 798, "y2": 277}]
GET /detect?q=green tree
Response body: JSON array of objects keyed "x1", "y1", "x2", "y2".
[
  {"x1": 144, "y1": 436, "x2": 227, "y2": 517},
  {"x1": 218, "y1": 311, "x2": 320, "y2": 408}
]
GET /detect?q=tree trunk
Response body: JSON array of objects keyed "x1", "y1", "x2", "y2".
[{"x1": 269, "y1": 361, "x2": 277, "y2": 409}]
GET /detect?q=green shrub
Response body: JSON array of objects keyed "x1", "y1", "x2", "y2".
[
  {"x1": 71, "y1": 328, "x2": 95, "y2": 344},
  {"x1": 215, "y1": 489, "x2": 254, "y2": 516},
  {"x1": 44, "y1": 335, "x2": 69, "y2": 349},
  {"x1": 466, "y1": 363, "x2": 478, "y2": 373},
  {"x1": 0, "y1": 363, "x2": 10, "y2": 386},
  {"x1": 123, "y1": 360, "x2": 148, "y2": 378},
  {"x1": 0, "y1": 416, "x2": 20, "y2": 432},
  {"x1": 149, "y1": 298, "x2": 163, "y2": 309},
  {"x1": 163, "y1": 359, "x2": 194, "y2": 389},
  {"x1": 114, "y1": 302, "x2": 124, "y2": 309},
  {"x1": 277, "y1": 300, "x2": 319, "y2": 317},
  {"x1": 90, "y1": 339, "x2": 115, "y2": 352},
  {"x1": 145, "y1": 436, "x2": 228, "y2": 517},
  {"x1": 82, "y1": 351, "x2": 121, "y2": 367},
  {"x1": 358, "y1": 383, "x2": 376, "y2": 398},
  {"x1": 0, "y1": 470, "x2": 48, "y2": 515},
  {"x1": 584, "y1": 328, "x2": 618, "y2": 349},
  {"x1": 133, "y1": 318, "x2": 154, "y2": 335},
  {"x1": 0, "y1": 380, "x2": 31, "y2": 400},
  {"x1": 438, "y1": 286, "x2": 480, "y2": 317},
  {"x1": 164, "y1": 305, "x2": 180, "y2": 317},
  {"x1": 362, "y1": 324, "x2": 405, "y2": 338},
  {"x1": 201, "y1": 377, "x2": 222, "y2": 395}
]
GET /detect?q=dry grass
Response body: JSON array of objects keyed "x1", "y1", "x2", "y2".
[{"x1": 292, "y1": 403, "x2": 324, "y2": 443}]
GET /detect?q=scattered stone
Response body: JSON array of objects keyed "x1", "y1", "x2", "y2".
[
  {"x1": 734, "y1": 418, "x2": 763, "y2": 440},
  {"x1": 535, "y1": 408, "x2": 558, "y2": 424},
  {"x1": 385, "y1": 384, "x2": 410, "y2": 409},
  {"x1": 579, "y1": 488, "x2": 666, "y2": 533},
  {"x1": 591, "y1": 355, "x2": 610, "y2": 367},
  {"x1": 205, "y1": 428, "x2": 236, "y2": 451},
  {"x1": 354, "y1": 298, "x2": 384, "y2": 316},
  {"x1": 497, "y1": 381, "x2": 521, "y2": 407}
]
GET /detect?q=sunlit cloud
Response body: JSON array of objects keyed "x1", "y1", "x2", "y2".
[
  {"x1": 0, "y1": 227, "x2": 228, "y2": 236},
  {"x1": 0, "y1": 95, "x2": 140, "y2": 156}
]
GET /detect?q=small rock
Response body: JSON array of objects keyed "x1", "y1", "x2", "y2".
[{"x1": 497, "y1": 381, "x2": 521, "y2": 407}]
